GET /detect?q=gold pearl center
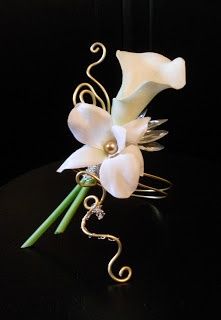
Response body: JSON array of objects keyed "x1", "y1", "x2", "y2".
[{"x1": 103, "y1": 140, "x2": 118, "y2": 155}]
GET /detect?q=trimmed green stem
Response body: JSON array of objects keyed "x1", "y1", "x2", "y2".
[
  {"x1": 54, "y1": 186, "x2": 90, "y2": 234},
  {"x1": 21, "y1": 183, "x2": 83, "y2": 248}
]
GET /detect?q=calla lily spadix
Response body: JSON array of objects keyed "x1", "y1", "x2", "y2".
[
  {"x1": 57, "y1": 103, "x2": 150, "y2": 198},
  {"x1": 111, "y1": 51, "x2": 186, "y2": 125}
]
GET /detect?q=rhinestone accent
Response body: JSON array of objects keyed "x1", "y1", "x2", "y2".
[
  {"x1": 91, "y1": 205, "x2": 106, "y2": 220},
  {"x1": 83, "y1": 165, "x2": 100, "y2": 181}
]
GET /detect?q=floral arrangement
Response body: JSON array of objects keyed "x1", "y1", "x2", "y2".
[{"x1": 21, "y1": 43, "x2": 185, "y2": 282}]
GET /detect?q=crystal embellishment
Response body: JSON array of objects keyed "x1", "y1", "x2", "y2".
[
  {"x1": 83, "y1": 165, "x2": 101, "y2": 181},
  {"x1": 91, "y1": 205, "x2": 106, "y2": 220}
]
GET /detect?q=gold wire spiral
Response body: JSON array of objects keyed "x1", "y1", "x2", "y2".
[
  {"x1": 132, "y1": 173, "x2": 172, "y2": 199},
  {"x1": 73, "y1": 42, "x2": 111, "y2": 113},
  {"x1": 76, "y1": 170, "x2": 132, "y2": 283},
  {"x1": 75, "y1": 168, "x2": 171, "y2": 282}
]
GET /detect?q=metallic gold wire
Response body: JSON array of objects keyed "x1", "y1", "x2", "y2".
[
  {"x1": 72, "y1": 42, "x2": 111, "y2": 112},
  {"x1": 81, "y1": 212, "x2": 132, "y2": 283},
  {"x1": 107, "y1": 236, "x2": 132, "y2": 283},
  {"x1": 132, "y1": 173, "x2": 172, "y2": 199},
  {"x1": 79, "y1": 89, "x2": 96, "y2": 104},
  {"x1": 75, "y1": 168, "x2": 172, "y2": 199},
  {"x1": 73, "y1": 83, "x2": 105, "y2": 109},
  {"x1": 75, "y1": 171, "x2": 98, "y2": 187},
  {"x1": 87, "y1": 42, "x2": 111, "y2": 113},
  {"x1": 76, "y1": 168, "x2": 171, "y2": 281},
  {"x1": 77, "y1": 170, "x2": 106, "y2": 205},
  {"x1": 77, "y1": 170, "x2": 132, "y2": 283}
]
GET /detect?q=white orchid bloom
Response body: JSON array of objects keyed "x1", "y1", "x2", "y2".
[
  {"x1": 111, "y1": 50, "x2": 186, "y2": 125},
  {"x1": 57, "y1": 103, "x2": 150, "y2": 198}
]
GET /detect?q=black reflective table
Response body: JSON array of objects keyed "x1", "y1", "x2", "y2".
[{"x1": 0, "y1": 153, "x2": 220, "y2": 319}]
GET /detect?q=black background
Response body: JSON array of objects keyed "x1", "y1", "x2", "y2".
[
  {"x1": 0, "y1": 0, "x2": 220, "y2": 185},
  {"x1": 0, "y1": 1, "x2": 221, "y2": 319}
]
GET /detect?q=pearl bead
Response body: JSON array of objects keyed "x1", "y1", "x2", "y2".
[{"x1": 104, "y1": 140, "x2": 118, "y2": 155}]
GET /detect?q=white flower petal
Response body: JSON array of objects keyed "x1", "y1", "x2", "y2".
[
  {"x1": 164, "y1": 57, "x2": 186, "y2": 89},
  {"x1": 112, "y1": 51, "x2": 186, "y2": 125},
  {"x1": 68, "y1": 103, "x2": 113, "y2": 148},
  {"x1": 99, "y1": 145, "x2": 142, "y2": 198},
  {"x1": 116, "y1": 51, "x2": 186, "y2": 99},
  {"x1": 124, "y1": 117, "x2": 150, "y2": 144},
  {"x1": 111, "y1": 82, "x2": 168, "y2": 125},
  {"x1": 129, "y1": 145, "x2": 144, "y2": 176},
  {"x1": 111, "y1": 82, "x2": 167, "y2": 125},
  {"x1": 57, "y1": 145, "x2": 106, "y2": 172},
  {"x1": 111, "y1": 125, "x2": 126, "y2": 154}
]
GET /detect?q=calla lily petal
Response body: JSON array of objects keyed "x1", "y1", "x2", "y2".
[
  {"x1": 124, "y1": 117, "x2": 150, "y2": 144},
  {"x1": 111, "y1": 51, "x2": 186, "y2": 125},
  {"x1": 57, "y1": 145, "x2": 106, "y2": 172},
  {"x1": 112, "y1": 82, "x2": 167, "y2": 125},
  {"x1": 116, "y1": 51, "x2": 186, "y2": 98},
  {"x1": 68, "y1": 103, "x2": 113, "y2": 148},
  {"x1": 99, "y1": 145, "x2": 141, "y2": 198},
  {"x1": 112, "y1": 125, "x2": 126, "y2": 153}
]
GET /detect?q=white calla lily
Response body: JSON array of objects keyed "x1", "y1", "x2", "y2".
[
  {"x1": 57, "y1": 103, "x2": 150, "y2": 198},
  {"x1": 111, "y1": 50, "x2": 186, "y2": 125}
]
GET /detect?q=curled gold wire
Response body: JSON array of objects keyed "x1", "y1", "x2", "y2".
[
  {"x1": 132, "y1": 173, "x2": 172, "y2": 199},
  {"x1": 87, "y1": 42, "x2": 111, "y2": 113},
  {"x1": 76, "y1": 168, "x2": 171, "y2": 282},
  {"x1": 77, "y1": 170, "x2": 132, "y2": 283},
  {"x1": 79, "y1": 90, "x2": 96, "y2": 104},
  {"x1": 83, "y1": 195, "x2": 99, "y2": 211},
  {"x1": 107, "y1": 236, "x2": 132, "y2": 283},
  {"x1": 73, "y1": 83, "x2": 105, "y2": 108},
  {"x1": 81, "y1": 211, "x2": 132, "y2": 283},
  {"x1": 75, "y1": 171, "x2": 98, "y2": 187},
  {"x1": 72, "y1": 42, "x2": 111, "y2": 113}
]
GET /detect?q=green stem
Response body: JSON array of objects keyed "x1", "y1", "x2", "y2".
[
  {"x1": 54, "y1": 186, "x2": 90, "y2": 234},
  {"x1": 21, "y1": 183, "x2": 83, "y2": 248}
]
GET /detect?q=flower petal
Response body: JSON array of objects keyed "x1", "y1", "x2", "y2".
[
  {"x1": 130, "y1": 145, "x2": 144, "y2": 176},
  {"x1": 116, "y1": 51, "x2": 186, "y2": 99},
  {"x1": 111, "y1": 125, "x2": 126, "y2": 153},
  {"x1": 112, "y1": 82, "x2": 167, "y2": 125},
  {"x1": 99, "y1": 145, "x2": 143, "y2": 198},
  {"x1": 124, "y1": 117, "x2": 150, "y2": 144},
  {"x1": 139, "y1": 142, "x2": 164, "y2": 152},
  {"x1": 57, "y1": 145, "x2": 106, "y2": 172},
  {"x1": 111, "y1": 51, "x2": 186, "y2": 125},
  {"x1": 68, "y1": 103, "x2": 113, "y2": 148}
]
